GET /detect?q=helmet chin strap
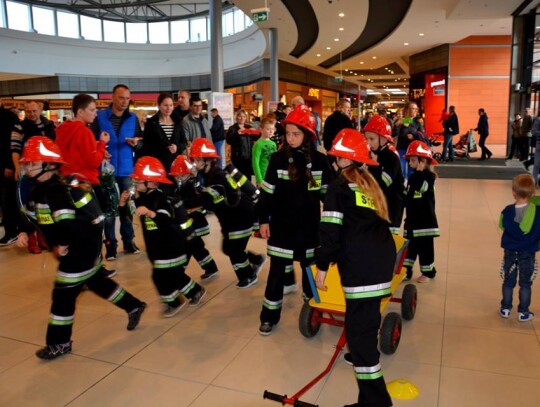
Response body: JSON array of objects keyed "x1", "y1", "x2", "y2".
[{"x1": 27, "y1": 163, "x2": 57, "y2": 181}]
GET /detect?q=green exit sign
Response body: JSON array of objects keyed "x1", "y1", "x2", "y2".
[{"x1": 252, "y1": 11, "x2": 268, "y2": 22}]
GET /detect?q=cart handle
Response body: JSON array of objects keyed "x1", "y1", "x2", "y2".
[
  {"x1": 263, "y1": 390, "x2": 286, "y2": 404},
  {"x1": 263, "y1": 390, "x2": 319, "y2": 407}
]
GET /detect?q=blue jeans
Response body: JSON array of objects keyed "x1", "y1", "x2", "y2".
[
  {"x1": 214, "y1": 140, "x2": 225, "y2": 169},
  {"x1": 398, "y1": 149, "x2": 413, "y2": 179},
  {"x1": 501, "y1": 250, "x2": 536, "y2": 313},
  {"x1": 104, "y1": 176, "x2": 135, "y2": 249},
  {"x1": 442, "y1": 132, "x2": 454, "y2": 161}
]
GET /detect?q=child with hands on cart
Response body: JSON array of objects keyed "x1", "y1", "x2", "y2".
[
  {"x1": 315, "y1": 128, "x2": 395, "y2": 407},
  {"x1": 402, "y1": 141, "x2": 440, "y2": 283},
  {"x1": 120, "y1": 156, "x2": 206, "y2": 318},
  {"x1": 17, "y1": 137, "x2": 146, "y2": 360}
]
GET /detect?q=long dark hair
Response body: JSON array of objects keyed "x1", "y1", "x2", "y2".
[{"x1": 282, "y1": 126, "x2": 317, "y2": 188}]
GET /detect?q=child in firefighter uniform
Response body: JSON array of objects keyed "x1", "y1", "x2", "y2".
[
  {"x1": 122, "y1": 156, "x2": 206, "y2": 317},
  {"x1": 169, "y1": 155, "x2": 219, "y2": 281},
  {"x1": 187, "y1": 138, "x2": 266, "y2": 289},
  {"x1": 315, "y1": 130, "x2": 395, "y2": 407},
  {"x1": 257, "y1": 104, "x2": 334, "y2": 335},
  {"x1": 403, "y1": 140, "x2": 440, "y2": 283},
  {"x1": 16, "y1": 136, "x2": 146, "y2": 360},
  {"x1": 363, "y1": 116, "x2": 405, "y2": 235}
]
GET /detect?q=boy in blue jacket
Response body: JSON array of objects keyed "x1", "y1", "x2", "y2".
[{"x1": 499, "y1": 174, "x2": 540, "y2": 321}]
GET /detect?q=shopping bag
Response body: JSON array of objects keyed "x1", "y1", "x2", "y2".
[
  {"x1": 468, "y1": 130, "x2": 477, "y2": 153},
  {"x1": 99, "y1": 160, "x2": 119, "y2": 218}
]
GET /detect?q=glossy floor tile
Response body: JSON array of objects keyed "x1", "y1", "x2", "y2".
[{"x1": 0, "y1": 175, "x2": 539, "y2": 407}]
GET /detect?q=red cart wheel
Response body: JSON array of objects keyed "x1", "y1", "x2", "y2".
[
  {"x1": 299, "y1": 301, "x2": 322, "y2": 338},
  {"x1": 401, "y1": 283, "x2": 417, "y2": 321},
  {"x1": 379, "y1": 312, "x2": 402, "y2": 355}
]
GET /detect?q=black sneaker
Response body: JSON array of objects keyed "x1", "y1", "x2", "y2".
[
  {"x1": 200, "y1": 271, "x2": 219, "y2": 281},
  {"x1": 99, "y1": 265, "x2": 117, "y2": 278},
  {"x1": 189, "y1": 287, "x2": 207, "y2": 307},
  {"x1": 124, "y1": 242, "x2": 141, "y2": 255},
  {"x1": 343, "y1": 352, "x2": 353, "y2": 366},
  {"x1": 127, "y1": 303, "x2": 146, "y2": 330},
  {"x1": 404, "y1": 268, "x2": 412, "y2": 281},
  {"x1": 259, "y1": 322, "x2": 274, "y2": 336},
  {"x1": 236, "y1": 274, "x2": 258, "y2": 289},
  {"x1": 105, "y1": 245, "x2": 117, "y2": 261},
  {"x1": 162, "y1": 301, "x2": 186, "y2": 318},
  {"x1": 0, "y1": 234, "x2": 17, "y2": 247},
  {"x1": 36, "y1": 341, "x2": 72, "y2": 360}
]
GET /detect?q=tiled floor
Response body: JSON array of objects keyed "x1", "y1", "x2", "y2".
[{"x1": 1, "y1": 160, "x2": 539, "y2": 406}]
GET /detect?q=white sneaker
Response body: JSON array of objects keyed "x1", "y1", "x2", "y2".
[
  {"x1": 499, "y1": 308, "x2": 510, "y2": 319},
  {"x1": 283, "y1": 283, "x2": 298, "y2": 295},
  {"x1": 518, "y1": 312, "x2": 535, "y2": 322}
]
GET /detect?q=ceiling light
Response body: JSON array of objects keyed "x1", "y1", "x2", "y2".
[
  {"x1": 334, "y1": 38, "x2": 339, "y2": 42},
  {"x1": 338, "y1": 13, "x2": 345, "y2": 17},
  {"x1": 316, "y1": 54, "x2": 321, "y2": 57},
  {"x1": 419, "y1": 33, "x2": 425, "y2": 36},
  {"x1": 360, "y1": 61, "x2": 364, "y2": 64},
  {"x1": 326, "y1": 47, "x2": 331, "y2": 50},
  {"x1": 372, "y1": 56, "x2": 377, "y2": 59},
  {"x1": 339, "y1": 27, "x2": 344, "y2": 31},
  {"x1": 404, "y1": 42, "x2": 409, "y2": 46},
  {"x1": 345, "y1": 69, "x2": 349, "y2": 72}
]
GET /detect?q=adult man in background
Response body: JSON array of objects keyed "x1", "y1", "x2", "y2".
[
  {"x1": 11, "y1": 101, "x2": 56, "y2": 180},
  {"x1": 210, "y1": 108, "x2": 226, "y2": 168},
  {"x1": 290, "y1": 95, "x2": 305, "y2": 110},
  {"x1": 323, "y1": 99, "x2": 354, "y2": 166},
  {"x1": 0, "y1": 102, "x2": 19, "y2": 245},
  {"x1": 182, "y1": 97, "x2": 211, "y2": 145},
  {"x1": 92, "y1": 84, "x2": 141, "y2": 261},
  {"x1": 171, "y1": 89, "x2": 191, "y2": 123}
]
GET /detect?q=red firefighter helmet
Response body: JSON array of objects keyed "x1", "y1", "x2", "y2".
[
  {"x1": 170, "y1": 155, "x2": 195, "y2": 177},
  {"x1": 20, "y1": 136, "x2": 65, "y2": 164},
  {"x1": 328, "y1": 129, "x2": 379, "y2": 166},
  {"x1": 362, "y1": 115, "x2": 393, "y2": 143},
  {"x1": 281, "y1": 104, "x2": 317, "y2": 141},
  {"x1": 189, "y1": 138, "x2": 220, "y2": 159},
  {"x1": 404, "y1": 140, "x2": 438, "y2": 165},
  {"x1": 131, "y1": 156, "x2": 173, "y2": 184}
]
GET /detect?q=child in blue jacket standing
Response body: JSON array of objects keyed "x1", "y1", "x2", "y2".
[{"x1": 499, "y1": 174, "x2": 540, "y2": 321}]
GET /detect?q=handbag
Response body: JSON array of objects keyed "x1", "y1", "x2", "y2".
[{"x1": 467, "y1": 130, "x2": 477, "y2": 153}]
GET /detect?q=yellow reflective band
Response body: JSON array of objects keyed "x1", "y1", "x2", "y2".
[
  {"x1": 227, "y1": 176, "x2": 239, "y2": 190},
  {"x1": 180, "y1": 218, "x2": 193, "y2": 230},
  {"x1": 354, "y1": 191, "x2": 376, "y2": 210},
  {"x1": 73, "y1": 192, "x2": 92, "y2": 208},
  {"x1": 37, "y1": 214, "x2": 54, "y2": 224},
  {"x1": 144, "y1": 217, "x2": 158, "y2": 230},
  {"x1": 308, "y1": 179, "x2": 322, "y2": 191}
]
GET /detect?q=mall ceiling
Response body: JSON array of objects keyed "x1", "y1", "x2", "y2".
[
  {"x1": 1, "y1": 0, "x2": 538, "y2": 99},
  {"x1": 234, "y1": 0, "x2": 538, "y2": 99}
]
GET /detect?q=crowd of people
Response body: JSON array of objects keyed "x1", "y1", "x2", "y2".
[{"x1": 1, "y1": 88, "x2": 540, "y2": 407}]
